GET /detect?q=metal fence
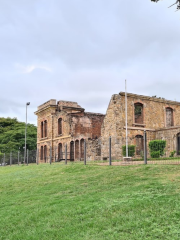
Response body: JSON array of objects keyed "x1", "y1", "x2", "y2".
[
  {"x1": 1, "y1": 131, "x2": 180, "y2": 166},
  {"x1": 0, "y1": 150, "x2": 37, "y2": 166}
]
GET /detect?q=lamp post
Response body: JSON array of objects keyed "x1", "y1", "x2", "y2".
[{"x1": 24, "y1": 102, "x2": 30, "y2": 164}]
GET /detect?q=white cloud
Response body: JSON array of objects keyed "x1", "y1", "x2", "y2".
[{"x1": 15, "y1": 64, "x2": 52, "y2": 74}]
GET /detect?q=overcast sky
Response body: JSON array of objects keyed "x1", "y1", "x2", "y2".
[{"x1": 0, "y1": 0, "x2": 180, "y2": 125}]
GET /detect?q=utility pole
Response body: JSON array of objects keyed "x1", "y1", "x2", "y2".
[{"x1": 24, "y1": 102, "x2": 30, "y2": 164}]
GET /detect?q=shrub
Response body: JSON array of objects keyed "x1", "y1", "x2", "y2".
[
  {"x1": 122, "y1": 145, "x2": 135, "y2": 157},
  {"x1": 149, "y1": 140, "x2": 166, "y2": 157},
  {"x1": 169, "y1": 150, "x2": 176, "y2": 157},
  {"x1": 150, "y1": 150, "x2": 160, "y2": 158}
]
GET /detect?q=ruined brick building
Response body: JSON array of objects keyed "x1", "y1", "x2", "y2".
[
  {"x1": 35, "y1": 100, "x2": 105, "y2": 162},
  {"x1": 101, "y1": 92, "x2": 180, "y2": 159},
  {"x1": 35, "y1": 92, "x2": 180, "y2": 162}
]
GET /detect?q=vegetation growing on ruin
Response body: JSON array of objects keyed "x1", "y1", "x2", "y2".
[{"x1": 0, "y1": 117, "x2": 37, "y2": 155}]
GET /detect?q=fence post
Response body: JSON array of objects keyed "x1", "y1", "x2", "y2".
[
  {"x1": 27, "y1": 149, "x2": 29, "y2": 166},
  {"x1": 10, "y1": 152, "x2": 12, "y2": 166},
  {"x1": 144, "y1": 130, "x2": 147, "y2": 164},
  {"x1": 84, "y1": 140, "x2": 86, "y2": 165},
  {"x1": 3, "y1": 153, "x2": 5, "y2": 166},
  {"x1": 50, "y1": 146, "x2": 52, "y2": 165},
  {"x1": 55, "y1": 147, "x2": 56, "y2": 162},
  {"x1": 17, "y1": 151, "x2": 19, "y2": 165},
  {"x1": 109, "y1": 136, "x2": 112, "y2": 166},
  {"x1": 36, "y1": 149, "x2": 39, "y2": 165},
  {"x1": 65, "y1": 144, "x2": 67, "y2": 165}
]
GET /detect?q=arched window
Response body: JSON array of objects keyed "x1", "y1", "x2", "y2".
[
  {"x1": 80, "y1": 139, "x2": 84, "y2": 160},
  {"x1": 44, "y1": 120, "x2": 47, "y2": 137},
  {"x1": 70, "y1": 141, "x2": 74, "y2": 161},
  {"x1": 40, "y1": 146, "x2": 43, "y2": 160},
  {"x1": 44, "y1": 145, "x2": 47, "y2": 162},
  {"x1": 58, "y1": 118, "x2": 62, "y2": 135},
  {"x1": 75, "y1": 140, "x2": 79, "y2": 160},
  {"x1": 41, "y1": 122, "x2": 43, "y2": 138},
  {"x1": 166, "y1": 107, "x2": 173, "y2": 127},
  {"x1": 135, "y1": 135, "x2": 143, "y2": 155},
  {"x1": 177, "y1": 133, "x2": 180, "y2": 155},
  {"x1": 58, "y1": 143, "x2": 62, "y2": 160},
  {"x1": 134, "y1": 103, "x2": 143, "y2": 124},
  {"x1": 41, "y1": 120, "x2": 47, "y2": 138}
]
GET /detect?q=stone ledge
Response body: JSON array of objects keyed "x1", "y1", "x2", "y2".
[{"x1": 123, "y1": 157, "x2": 132, "y2": 162}]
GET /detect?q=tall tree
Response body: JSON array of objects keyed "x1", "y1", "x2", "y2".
[{"x1": 0, "y1": 117, "x2": 37, "y2": 153}]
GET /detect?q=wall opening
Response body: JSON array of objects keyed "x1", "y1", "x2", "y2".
[
  {"x1": 58, "y1": 143, "x2": 63, "y2": 160},
  {"x1": 44, "y1": 145, "x2": 47, "y2": 162},
  {"x1": 41, "y1": 122, "x2": 43, "y2": 138},
  {"x1": 75, "y1": 140, "x2": 79, "y2": 160},
  {"x1": 166, "y1": 107, "x2": 173, "y2": 127},
  {"x1": 44, "y1": 120, "x2": 47, "y2": 137},
  {"x1": 134, "y1": 103, "x2": 143, "y2": 124},
  {"x1": 40, "y1": 146, "x2": 43, "y2": 160},
  {"x1": 70, "y1": 141, "x2": 74, "y2": 161},
  {"x1": 135, "y1": 135, "x2": 143, "y2": 155},
  {"x1": 177, "y1": 133, "x2": 180, "y2": 155},
  {"x1": 58, "y1": 118, "x2": 62, "y2": 135},
  {"x1": 80, "y1": 139, "x2": 84, "y2": 160}
]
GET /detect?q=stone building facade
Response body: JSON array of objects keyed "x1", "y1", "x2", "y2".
[
  {"x1": 35, "y1": 99, "x2": 105, "y2": 163},
  {"x1": 101, "y1": 92, "x2": 180, "y2": 159}
]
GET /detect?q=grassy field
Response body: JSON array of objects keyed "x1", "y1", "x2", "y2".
[{"x1": 1, "y1": 163, "x2": 180, "y2": 240}]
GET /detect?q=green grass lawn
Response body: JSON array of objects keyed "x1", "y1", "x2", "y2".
[{"x1": 1, "y1": 163, "x2": 180, "y2": 240}]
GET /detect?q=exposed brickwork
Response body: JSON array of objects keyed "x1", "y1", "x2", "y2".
[
  {"x1": 35, "y1": 100, "x2": 105, "y2": 162},
  {"x1": 35, "y1": 92, "x2": 180, "y2": 162}
]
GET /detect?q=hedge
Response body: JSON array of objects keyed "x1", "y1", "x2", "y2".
[
  {"x1": 149, "y1": 140, "x2": 166, "y2": 158},
  {"x1": 122, "y1": 145, "x2": 135, "y2": 157}
]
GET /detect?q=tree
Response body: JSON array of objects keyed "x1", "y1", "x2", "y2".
[
  {"x1": 151, "y1": 0, "x2": 180, "y2": 11},
  {"x1": 0, "y1": 117, "x2": 37, "y2": 153}
]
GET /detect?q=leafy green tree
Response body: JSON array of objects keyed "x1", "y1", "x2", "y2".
[{"x1": 0, "y1": 117, "x2": 37, "y2": 153}]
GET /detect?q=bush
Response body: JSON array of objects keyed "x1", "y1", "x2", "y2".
[
  {"x1": 169, "y1": 150, "x2": 176, "y2": 157},
  {"x1": 150, "y1": 150, "x2": 160, "y2": 158},
  {"x1": 122, "y1": 145, "x2": 135, "y2": 157},
  {"x1": 149, "y1": 140, "x2": 166, "y2": 157}
]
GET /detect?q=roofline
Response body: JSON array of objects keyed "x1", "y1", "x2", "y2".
[{"x1": 119, "y1": 92, "x2": 180, "y2": 105}]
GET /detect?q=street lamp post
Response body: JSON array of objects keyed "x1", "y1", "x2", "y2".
[{"x1": 24, "y1": 102, "x2": 30, "y2": 164}]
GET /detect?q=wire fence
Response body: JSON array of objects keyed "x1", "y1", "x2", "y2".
[
  {"x1": 1, "y1": 131, "x2": 180, "y2": 167},
  {"x1": 0, "y1": 150, "x2": 37, "y2": 166}
]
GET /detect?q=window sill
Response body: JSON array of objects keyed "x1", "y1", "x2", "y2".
[
  {"x1": 40, "y1": 137, "x2": 48, "y2": 140},
  {"x1": 133, "y1": 123, "x2": 146, "y2": 127}
]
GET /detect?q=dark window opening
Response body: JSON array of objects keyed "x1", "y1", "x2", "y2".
[
  {"x1": 70, "y1": 141, "x2": 74, "y2": 161},
  {"x1": 80, "y1": 139, "x2": 84, "y2": 160},
  {"x1": 135, "y1": 135, "x2": 143, "y2": 155},
  {"x1": 44, "y1": 145, "x2": 47, "y2": 162},
  {"x1": 58, "y1": 118, "x2": 62, "y2": 135},
  {"x1": 41, "y1": 122, "x2": 43, "y2": 138},
  {"x1": 58, "y1": 143, "x2": 63, "y2": 160},
  {"x1": 177, "y1": 133, "x2": 180, "y2": 155},
  {"x1": 41, "y1": 146, "x2": 43, "y2": 160},
  {"x1": 134, "y1": 103, "x2": 143, "y2": 124},
  {"x1": 44, "y1": 120, "x2": 47, "y2": 137},
  {"x1": 75, "y1": 140, "x2": 79, "y2": 160}
]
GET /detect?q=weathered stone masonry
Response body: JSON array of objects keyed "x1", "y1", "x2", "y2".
[
  {"x1": 101, "y1": 92, "x2": 180, "y2": 159},
  {"x1": 35, "y1": 99, "x2": 105, "y2": 162},
  {"x1": 35, "y1": 92, "x2": 180, "y2": 162}
]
